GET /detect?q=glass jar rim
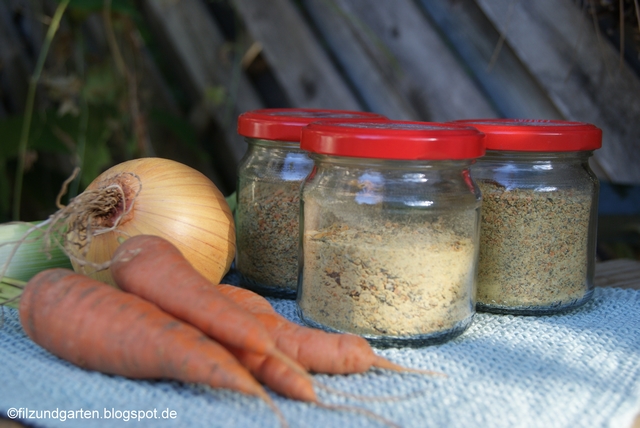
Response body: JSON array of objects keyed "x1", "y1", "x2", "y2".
[
  {"x1": 452, "y1": 119, "x2": 602, "y2": 151},
  {"x1": 300, "y1": 120, "x2": 485, "y2": 160},
  {"x1": 237, "y1": 108, "x2": 387, "y2": 142}
]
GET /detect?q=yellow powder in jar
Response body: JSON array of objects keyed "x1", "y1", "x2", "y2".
[{"x1": 299, "y1": 221, "x2": 476, "y2": 338}]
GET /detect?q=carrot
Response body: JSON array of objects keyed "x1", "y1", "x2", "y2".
[
  {"x1": 109, "y1": 234, "x2": 316, "y2": 400},
  {"x1": 216, "y1": 283, "x2": 441, "y2": 376},
  {"x1": 111, "y1": 235, "x2": 286, "y2": 357},
  {"x1": 16, "y1": 268, "x2": 412, "y2": 428},
  {"x1": 215, "y1": 283, "x2": 372, "y2": 374},
  {"x1": 19, "y1": 268, "x2": 274, "y2": 404},
  {"x1": 227, "y1": 347, "x2": 317, "y2": 402}
]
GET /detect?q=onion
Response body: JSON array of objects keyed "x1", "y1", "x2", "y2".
[{"x1": 56, "y1": 157, "x2": 235, "y2": 286}]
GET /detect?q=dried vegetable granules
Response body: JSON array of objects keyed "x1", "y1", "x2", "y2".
[
  {"x1": 236, "y1": 180, "x2": 302, "y2": 292},
  {"x1": 476, "y1": 181, "x2": 593, "y2": 309},
  {"x1": 457, "y1": 118, "x2": 602, "y2": 315}
]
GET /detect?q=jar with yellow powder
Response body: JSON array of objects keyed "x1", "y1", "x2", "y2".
[{"x1": 298, "y1": 120, "x2": 485, "y2": 346}]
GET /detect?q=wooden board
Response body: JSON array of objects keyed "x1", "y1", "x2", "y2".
[
  {"x1": 141, "y1": 0, "x2": 264, "y2": 167},
  {"x1": 475, "y1": 0, "x2": 640, "y2": 185},
  {"x1": 417, "y1": 0, "x2": 564, "y2": 120},
  {"x1": 315, "y1": 0, "x2": 499, "y2": 121},
  {"x1": 302, "y1": 0, "x2": 421, "y2": 120},
  {"x1": 595, "y1": 258, "x2": 640, "y2": 290},
  {"x1": 231, "y1": 0, "x2": 362, "y2": 110}
]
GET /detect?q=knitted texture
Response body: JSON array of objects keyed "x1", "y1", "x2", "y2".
[{"x1": 1, "y1": 286, "x2": 639, "y2": 428}]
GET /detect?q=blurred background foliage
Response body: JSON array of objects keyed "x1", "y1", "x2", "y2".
[{"x1": 1, "y1": 0, "x2": 214, "y2": 223}]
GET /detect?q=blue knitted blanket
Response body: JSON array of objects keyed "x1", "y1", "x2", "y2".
[{"x1": 1, "y1": 286, "x2": 639, "y2": 428}]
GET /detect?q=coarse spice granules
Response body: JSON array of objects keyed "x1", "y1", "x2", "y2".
[
  {"x1": 298, "y1": 219, "x2": 476, "y2": 340},
  {"x1": 476, "y1": 180, "x2": 593, "y2": 310},
  {"x1": 235, "y1": 179, "x2": 302, "y2": 293}
]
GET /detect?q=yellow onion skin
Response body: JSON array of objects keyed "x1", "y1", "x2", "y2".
[{"x1": 68, "y1": 157, "x2": 235, "y2": 287}]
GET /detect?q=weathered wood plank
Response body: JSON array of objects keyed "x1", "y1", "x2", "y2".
[
  {"x1": 595, "y1": 259, "x2": 640, "y2": 290},
  {"x1": 322, "y1": 0, "x2": 498, "y2": 122},
  {"x1": 302, "y1": 0, "x2": 420, "y2": 120},
  {"x1": 230, "y1": 0, "x2": 362, "y2": 110},
  {"x1": 418, "y1": 0, "x2": 563, "y2": 120},
  {"x1": 140, "y1": 0, "x2": 263, "y2": 166},
  {"x1": 475, "y1": 0, "x2": 640, "y2": 185}
]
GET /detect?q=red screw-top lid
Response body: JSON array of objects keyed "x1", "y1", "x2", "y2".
[
  {"x1": 237, "y1": 108, "x2": 388, "y2": 142},
  {"x1": 453, "y1": 119, "x2": 602, "y2": 151},
  {"x1": 300, "y1": 120, "x2": 485, "y2": 160}
]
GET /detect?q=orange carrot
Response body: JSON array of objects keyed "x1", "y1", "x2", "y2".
[
  {"x1": 216, "y1": 283, "x2": 439, "y2": 376},
  {"x1": 19, "y1": 268, "x2": 272, "y2": 403},
  {"x1": 227, "y1": 347, "x2": 316, "y2": 402},
  {"x1": 111, "y1": 235, "x2": 284, "y2": 357},
  {"x1": 109, "y1": 234, "x2": 316, "y2": 401}
]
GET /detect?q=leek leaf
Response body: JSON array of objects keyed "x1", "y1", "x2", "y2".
[{"x1": 0, "y1": 221, "x2": 72, "y2": 307}]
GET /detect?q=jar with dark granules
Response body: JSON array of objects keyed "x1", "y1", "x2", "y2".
[
  {"x1": 235, "y1": 108, "x2": 386, "y2": 298},
  {"x1": 457, "y1": 119, "x2": 602, "y2": 315}
]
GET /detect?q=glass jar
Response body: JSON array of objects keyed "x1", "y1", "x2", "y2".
[
  {"x1": 456, "y1": 119, "x2": 602, "y2": 315},
  {"x1": 298, "y1": 120, "x2": 485, "y2": 347},
  {"x1": 235, "y1": 108, "x2": 387, "y2": 298}
]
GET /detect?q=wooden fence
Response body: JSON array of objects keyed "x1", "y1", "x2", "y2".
[
  {"x1": 142, "y1": 0, "x2": 640, "y2": 188},
  {"x1": 1, "y1": 0, "x2": 640, "y2": 196}
]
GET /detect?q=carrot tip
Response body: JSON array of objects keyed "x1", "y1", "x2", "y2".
[{"x1": 372, "y1": 355, "x2": 447, "y2": 377}]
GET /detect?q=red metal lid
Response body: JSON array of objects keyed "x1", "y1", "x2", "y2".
[
  {"x1": 300, "y1": 120, "x2": 485, "y2": 160},
  {"x1": 453, "y1": 119, "x2": 602, "y2": 151},
  {"x1": 237, "y1": 108, "x2": 388, "y2": 142}
]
